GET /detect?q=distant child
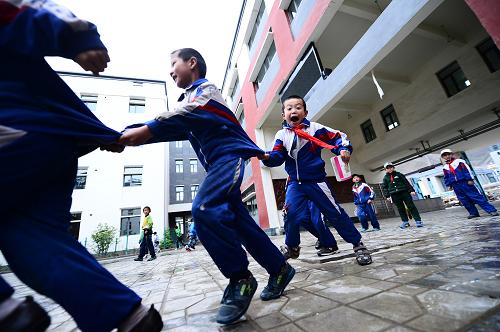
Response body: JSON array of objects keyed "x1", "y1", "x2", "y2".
[
  {"x1": 382, "y1": 162, "x2": 424, "y2": 228},
  {"x1": 0, "y1": 1, "x2": 162, "y2": 331},
  {"x1": 352, "y1": 174, "x2": 380, "y2": 232},
  {"x1": 134, "y1": 206, "x2": 156, "y2": 261},
  {"x1": 153, "y1": 231, "x2": 160, "y2": 254},
  {"x1": 117, "y1": 48, "x2": 295, "y2": 325},
  {"x1": 185, "y1": 222, "x2": 198, "y2": 251},
  {"x1": 261, "y1": 95, "x2": 372, "y2": 266},
  {"x1": 174, "y1": 225, "x2": 183, "y2": 249},
  {"x1": 441, "y1": 149, "x2": 498, "y2": 218}
]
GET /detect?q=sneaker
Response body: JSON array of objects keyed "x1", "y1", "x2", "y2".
[
  {"x1": 360, "y1": 228, "x2": 368, "y2": 233},
  {"x1": 314, "y1": 240, "x2": 321, "y2": 250},
  {"x1": 373, "y1": 227, "x2": 381, "y2": 231},
  {"x1": 147, "y1": 256, "x2": 157, "y2": 261},
  {"x1": 280, "y1": 245, "x2": 300, "y2": 260},
  {"x1": 0, "y1": 296, "x2": 50, "y2": 332},
  {"x1": 134, "y1": 257, "x2": 143, "y2": 261},
  {"x1": 260, "y1": 263, "x2": 295, "y2": 301},
  {"x1": 415, "y1": 221, "x2": 424, "y2": 228},
  {"x1": 216, "y1": 276, "x2": 257, "y2": 325},
  {"x1": 317, "y1": 246, "x2": 339, "y2": 257},
  {"x1": 399, "y1": 222, "x2": 410, "y2": 229},
  {"x1": 467, "y1": 215, "x2": 480, "y2": 219},
  {"x1": 489, "y1": 212, "x2": 499, "y2": 216}
]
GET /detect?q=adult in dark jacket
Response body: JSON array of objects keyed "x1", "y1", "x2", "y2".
[{"x1": 382, "y1": 162, "x2": 424, "y2": 229}]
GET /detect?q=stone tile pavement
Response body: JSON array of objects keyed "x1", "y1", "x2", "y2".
[{"x1": 2, "y1": 202, "x2": 500, "y2": 331}]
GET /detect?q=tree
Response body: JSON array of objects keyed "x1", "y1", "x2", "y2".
[
  {"x1": 91, "y1": 223, "x2": 116, "y2": 255},
  {"x1": 160, "y1": 229, "x2": 173, "y2": 249}
]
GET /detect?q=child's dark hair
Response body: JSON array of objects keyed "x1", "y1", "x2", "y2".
[
  {"x1": 172, "y1": 48, "x2": 207, "y2": 78},
  {"x1": 143, "y1": 206, "x2": 151, "y2": 211},
  {"x1": 282, "y1": 95, "x2": 307, "y2": 112}
]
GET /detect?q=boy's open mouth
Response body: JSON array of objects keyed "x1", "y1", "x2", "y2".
[{"x1": 290, "y1": 115, "x2": 299, "y2": 122}]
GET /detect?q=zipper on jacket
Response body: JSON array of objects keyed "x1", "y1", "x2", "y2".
[{"x1": 294, "y1": 132, "x2": 300, "y2": 183}]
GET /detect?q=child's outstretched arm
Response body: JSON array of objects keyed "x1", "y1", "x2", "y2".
[
  {"x1": 261, "y1": 131, "x2": 288, "y2": 167},
  {"x1": 0, "y1": 0, "x2": 108, "y2": 70},
  {"x1": 314, "y1": 124, "x2": 353, "y2": 164}
]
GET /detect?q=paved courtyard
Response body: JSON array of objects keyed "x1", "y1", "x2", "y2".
[{"x1": 2, "y1": 203, "x2": 500, "y2": 331}]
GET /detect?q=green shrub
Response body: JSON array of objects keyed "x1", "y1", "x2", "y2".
[
  {"x1": 91, "y1": 223, "x2": 116, "y2": 255},
  {"x1": 160, "y1": 229, "x2": 173, "y2": 249}
]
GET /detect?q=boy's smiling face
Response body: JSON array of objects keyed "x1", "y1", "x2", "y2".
[
  {"x1": 170, "y1": 52, "x2": 196, "y2": 89},
  {"x1": 282, "y1": 97, "x2": 307, "y2": 127}
]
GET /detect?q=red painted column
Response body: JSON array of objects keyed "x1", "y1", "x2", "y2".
[{"x1": 465, "y1": 0, "x2": 500, "y2": 47}]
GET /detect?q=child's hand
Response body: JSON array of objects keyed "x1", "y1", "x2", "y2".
[
  {"x1": 387, "y1": 197, "x2": 392, "y2": 203},
  {"x1": 257, "y1": 154, "x2": 270, "y2": 161},
  {"x1": 467, "y1": 180, "x2": 474, "y2": 186},
  {"x1": 367, "y1": 199, "x2": 372, "y2": 204},
  {"x1": 100, "y1": 143, "x2": 125, "y2": 153},
  {"x1": 340, "y1": 150, "x2": 350, "y2": 164},
  {"x1": 118, "y1": 125, "x2": 153, "y2": 146},
  {"x1": 410, "y1": 191, "x2": 416, "y2": 196},
  {"x1": 74, "y1": 49, "x2": 110, "y2": 75}
]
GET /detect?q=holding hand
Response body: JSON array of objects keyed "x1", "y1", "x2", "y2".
[
  {"x1": 410, "y1": 191, "x2": 416, "y2": 196},
  {"x1": 367, "y1": 199, "x2": 372, "y2": 204},
  {"x1": 340, "y1": 150, "x2": 350, "y2": 164},
  {"x1": 100, "y1": 143, "x2": 125, "y2": 153},
  {"x1": 74, "y1": 49, "x2": 110, "y2": 75},
  {"x1": 258, "y1": 154, "x2": 270, "y2": 161},
  {"x1": 118, "y1": 125, "x2": 153, "y2": 146}
]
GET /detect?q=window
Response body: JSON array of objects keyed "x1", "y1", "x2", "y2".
[
  {"x1": 248, "y1": 1, "x2": 266, "y2": 49},
  {"x1": 120, "y1": 208, "x2": 141, "y2": 236},
  {"x1": 476, "y1": 37, "x2": 500, "y2": 73},
  {"x1": 189, "y1": 159, "x2": 198, "y2": 173},
  {"x1": 175, "y1": 159, "x2": 183, "y2": 173},
  {"x1": 380, "y1": 105, "x2": 400, "y2": 131},
  {"x1": 129, "y1": 97, "x2": 145, "y2": 113},
  {"x1": 123, "y1": 166, "x2": 143, "y2": 187},
  {"x1": 360, "y1": 119, "x2": 376, "y2": 143},
  {"x1": 175, "y1": 186, "x2": 184, "y2": 201},
  {"x1": 75, "y1": 167, "x2": 88, "y2": 189},
  {"x1": 238, "y1": 111, "x2": 246, "y2": 129},
  {"x1": 230, "y1": 75, "x2": 240, "y2": 100},
  {"x1": 286, "y1": 0, "x2": 302, "y2": 22},
  {"x1": 255, "y1": 41, "x2": 276, "y2": 90},
  {"x1": 81, "y1": 94, "x2": 97, "y2": 112},
  {"x1": 191, "y1": 184, "x2": 199, "y2": 200},
  {"x1": 69, "y1": 212, "x2": 82, "y2": 239},
  {"x1": 175, "y1": 141, "x2": 183, "y2": 148},
  {"x1": 436, "y1": 61, "x2": 470, "y2": 97}
]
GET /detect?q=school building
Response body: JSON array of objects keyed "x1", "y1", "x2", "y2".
[
  {"x1": 56, "y1": 72, "x2": 170, "y2": 253},
  {"x1": 221, "y1": 0, "x2": 500, "y2": 233}
]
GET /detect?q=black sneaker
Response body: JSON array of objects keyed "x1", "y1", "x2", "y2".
[
  {"x1": 260, "y1": 263, "x2": 295, "y2": 301},
  {"x1": 280, "y1": 245, "x2": 300, "y2": 260},
  {"x1": 147, "y1": 256, "x2": 156, "y2": 261},
  {"x1": 216, "y1": 276, "x2": 257, "y2": 325},
  {"x1": 317, "y1": 246, "x2": 339, "y2": 257},
  {"x1": 467, "y1": 214, "x2": 480, "y2": 219},
  {"x1": 0, "y1": 296, "x2": 50, "y2": 332},
  {"x1": 489, "y1": 212, "x2": 499, "y2": 216},
  {"x1": 134, "y1": 257, "x2": 143, "y2": 261}
]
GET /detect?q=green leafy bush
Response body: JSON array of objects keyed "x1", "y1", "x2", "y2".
[{"x1": 91, "y1": 223, "x2": 116, "y2": 255}]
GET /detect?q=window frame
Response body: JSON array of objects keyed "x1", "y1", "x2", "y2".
[
  {"x1": 129, "y1": 97, "x2": 146, "y2": 114},
  {"x1": 189, "y1": 159, "x2": 198, "y2": 173},
  {"x1": 254, "y1": 41, "x2": 276, "y2": 91},
  {"x1": 175, "y1": 159, "x2": 184, "y2": 173},
  {"x1": 81, "y1": 94, "x2": 98, "y2": 112},
  {"x1": 360, "y1": 119, "x2": 377, "y2": 143},
  {"x1": 380, "y1": 105, "x2": 400, "y2": 132},
  {"x1": 75, "y1": 167, "x2": 88, "y2": 189},
  {"x1": 247, "y1": 1, "x2": 266, "y2": 50},
  {"x1": 123, "y1": 166, "x2": 143, "y2": 187},
  {"x1": 436, "y1": 61, "x2": 470, "y2": 97},
  {"x1": 476, "y1": 37, "x2": 500, "y2": 73},
  {"x1": 286, "y1": 0, "x2": 303, "y2": 22},
  {"x1": 175, "y1": 185, "x2": 184, "y2": 201},
  {"x1": 120, "y1": 207, "x2": 141, "y2": 236},
  {"x1": 191, "y1": 184, "x2": 199, "y2": 200}
]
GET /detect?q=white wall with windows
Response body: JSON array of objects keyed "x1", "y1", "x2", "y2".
[{"x1": 59, "y1": 73, "x2": 169, "y2": 254}]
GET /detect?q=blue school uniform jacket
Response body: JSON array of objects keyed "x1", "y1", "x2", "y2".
[
  {"x1": 0, "y1": 0, "x2": 120, "y2": 155},
  {"x1": 143, "y1": 78, "x2": 264, "y2": 170},
  {"x1": 262, "y1": 119, "x2": 352, "y2": 182},
  {"x1": 352, "y1": 183, "x2": 375, "y2": 205},
  {"x1": 443, "y1": 158, "x2": 474, "y2": 187}
]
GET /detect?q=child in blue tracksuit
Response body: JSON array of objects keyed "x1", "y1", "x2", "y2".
[
  {"x1": 0, "y1": 1, "x2": 162, "y2": 331},
  {"x1": 441, "y1": 149, "x2": 498, "y2": 218},
  {"x1": 117, "y1": 48, "x2": 295, "y2": 325},
  {"x1": 261, "y1": 95, "x2": 372, "y2": 266},
  {"x1": 352, "y1": 174, "x2": 380, "y2": 232},
  {"x1": 185, "y1": 221, "x2": 198, "y2": 250}
]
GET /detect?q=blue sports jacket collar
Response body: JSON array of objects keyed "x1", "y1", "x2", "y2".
[{"x1": 178, "y1": 78, "x2": 208, "y2": 101}]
